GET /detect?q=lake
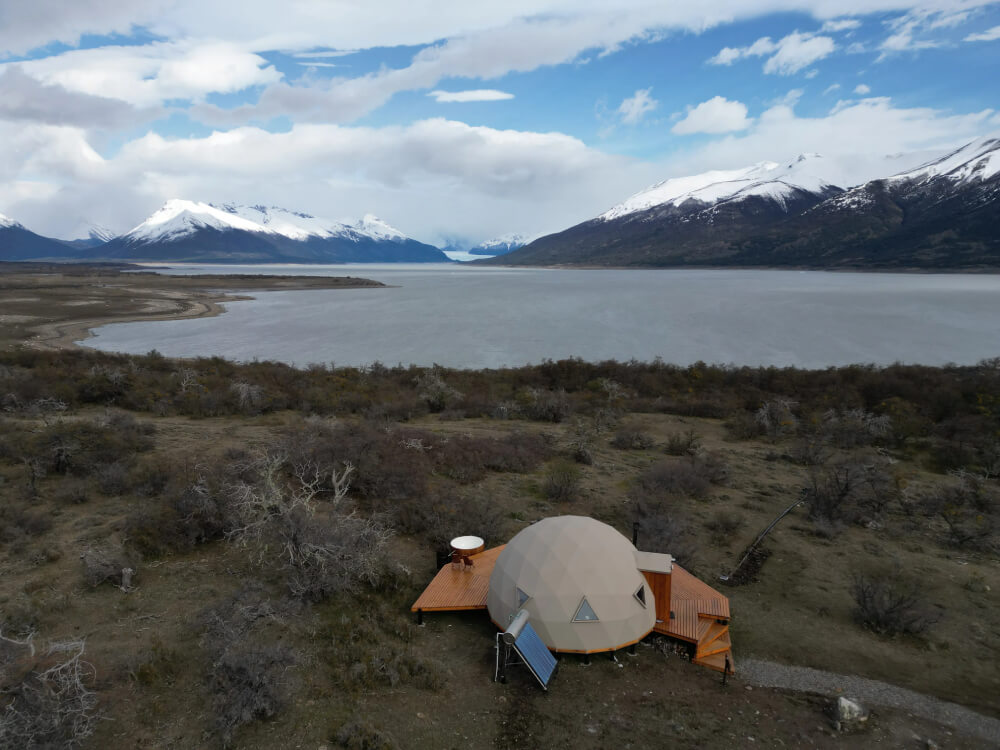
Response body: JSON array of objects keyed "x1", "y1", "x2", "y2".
[{"x1": 85, "y1": 264, "x2": 1000, "y2": 369}]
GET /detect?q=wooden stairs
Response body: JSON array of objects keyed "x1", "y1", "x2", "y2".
[{"x1": 693, "y1": 616, "x2": 734, "y2": 673}]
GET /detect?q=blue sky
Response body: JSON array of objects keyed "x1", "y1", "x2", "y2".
[{"x1": 1, "y1": 1, "x2": 998, "y2": 243}]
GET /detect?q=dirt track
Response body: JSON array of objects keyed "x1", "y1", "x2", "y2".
[{"x1": 741, "y1": 657, "x2": 1000, "y2": 743}]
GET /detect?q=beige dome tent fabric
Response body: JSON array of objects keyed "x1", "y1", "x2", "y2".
[{"x1": 487, "y1": 516, "x2": 655, "y2": 653}]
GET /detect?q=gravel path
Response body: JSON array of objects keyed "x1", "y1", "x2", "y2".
[{"x1": 740, "y1": 658, "x2": 1000, "y2": 744}]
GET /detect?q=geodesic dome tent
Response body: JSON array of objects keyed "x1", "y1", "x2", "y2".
[{"x1": 487, "y1": 515, "x2": 656, "y2": 653}]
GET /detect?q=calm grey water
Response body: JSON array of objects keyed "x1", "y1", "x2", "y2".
[{"x1": 85, "y1": 264, "x2": 1000, "y2": 369}]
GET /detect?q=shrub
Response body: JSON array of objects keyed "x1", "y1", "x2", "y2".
[
  {"x1": 611, "y1": 426, "x2": 655, "y2": 450},
  {"x1": 94, "y1": 461, "x2": 130, "y2": 496},
  {"x1": 543, "y1": 460, "x2": 581, "y2": 502},
  {"x1": 0, "y1": 636, "x2": 98, "y2": 750},
  {"x1": 634, "y1": 459, "x2": 710, "y2": 500},
  {"x1": 806, "y1": 457, "x2": 894, "y2": 525},
  {"x1": 705, "y1": 510, "x2": 744, "y2": 535},
  {"x1": 725, "y1": 411, "x2": 762, "y2": 440},
  {"x1": 200, "y1": 592, "x2": 297, "y2": 748},
  {"x1": 664, "y1": 428, "x2": 700, "y2": 456},
  {"x1": 630, "y1": 499, "x2": 697, "y2": 568},
  {"x1": 394, "y1": 486, "x2": 508, "y2": 551},
  {"x1": 851, "y1": 566, "x2": 936, "y2": 636},
  {"x1": 691, "y1": 450, "x2": 730, "y2": 485},
  {"x1": 334, "y1": 719, "x2": 397, "y2": 750},
  {"x1": 755, "y1": 399, "x2": 798, "y2": 440},
  {"x1": 209, "y1": 644, "x2": 294, "y2": 747},
  {"x1": 915, "y1": 472, "x2": 998, "y2": 550}
]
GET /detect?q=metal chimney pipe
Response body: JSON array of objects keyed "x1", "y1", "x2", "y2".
[{"x1": 632, "y1": 521, "x2": 639, "y2": 547}]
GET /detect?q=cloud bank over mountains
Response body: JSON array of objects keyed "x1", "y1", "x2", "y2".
[{"x1": 0, "y1": 0, "x2": 998, "y2": 245}]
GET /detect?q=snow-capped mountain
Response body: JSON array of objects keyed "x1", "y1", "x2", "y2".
[
  {"x1": 61, "y1": 224, "x2": 118, "y2": 250},
  {"x1": 90, "y1": 200, "x2": 449, "y2": 263},
  {"x1": 467, "y1": 233, "x2": 530, "y2": 256},
  {"x1": 0, "y1": 212, "x2": 82, "y2": 261},
  {"x1": 491, "y1": 136, "x2": 1000, "y2": 269}
]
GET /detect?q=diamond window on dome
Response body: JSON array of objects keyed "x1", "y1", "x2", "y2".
[
  {"x1": 516, "y1": 587, "x2": 530, "y2": 608},
  {"x1": 572, "y1": 597, "x2": 599, "y2": 622},
  {"x1": 634, "y1": 584, "x2": 647, "y2": 608}
]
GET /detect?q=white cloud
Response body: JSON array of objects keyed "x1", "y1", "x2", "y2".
[
  {"x1": 0, "y1": 66, "x2": 159, "y2": 128},
  {"x1": 854, "y1": 83, "x2": 871, "y2": 94},
  {"x1": 4, "y1": 1, "x2": 983, "y2": 58},
  {"x1": 672, "y1": 96, "x2": 751, "y2": 134},
  {"x1": 965, "y1": 25, "x2": 1000, "y2": 42},
  {"x1": 822, "y1": 19, "x2": 862, "y2": 32},
  {"x1": 707, "y1": 46, "x2": 743, "y2": 65},
  {"x1": 823, "y1": 83, "x2": 841, "y2": 95},
  {"x1": 4, "y1": 41, "x2": 281, "y2": 107},
  {"x1": 708, "y1": 31, "x2": 835, "y2": 75},
  {"x1": 0, "y1": 117, "x2": 657, "y2": 243},
  {"x1": 665, "y1": 96, "x2": 995, "y2": 181},
  {"x1": 876, "y1": 9, "x2": 969, "y2": 58},
  {"x1": 763, "y1": 32, "x2": 836, "y2": 74},
  {"x1": 618, "y1": 88, "x2": 658, "y2": 125},
  {"x1": 429, "y1": 89, "x2": 514, "y2": 102}
]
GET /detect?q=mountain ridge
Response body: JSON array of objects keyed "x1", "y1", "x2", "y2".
[{"x1": 485, "y1": 136, "x2": 1000, "y2": 270}]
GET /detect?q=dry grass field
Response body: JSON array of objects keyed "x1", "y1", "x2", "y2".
[{"x1": 0, "y1": 264, "x2": 997, "y2": 749}]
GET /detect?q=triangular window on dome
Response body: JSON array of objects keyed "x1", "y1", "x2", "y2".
[
  {"x1": 573, "y1": 597, "x2": 599, "y2": 622},
  {"x1": 516, "y1": 586, "x2": 530, "y2": 608},
  {"x1": 634, "y1": 584, "x2": 647, "y2": 608}
]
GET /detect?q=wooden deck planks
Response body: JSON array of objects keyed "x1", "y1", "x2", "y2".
[{"x1": 410, "y1": 545, "x2": 504, "y2": 612}]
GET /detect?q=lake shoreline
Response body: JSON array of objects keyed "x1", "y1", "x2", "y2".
[{"x1": 0, "y1": 265, "x2": 385, "y2": 352}]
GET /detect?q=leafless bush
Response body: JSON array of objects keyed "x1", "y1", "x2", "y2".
[
  {"x1": 724, "y1": 411, "x2": 762, "y2": 440},
  {"x1": 282, "y1": 511, "x2": 394, "y2": 602},
  {"x1": 54, "y1": 479, "x2": 89, "y2": 505},
  {"x1": 611, "y1": 425, "x2": 655, "y2": 450},
  {"x1": 806, "y1": 457, "x2": 895, "y2": 525},
  {"x1": 634, "y1": 459, "x2": 710, "y2": 500},
  {"x1": 334, "y1": 719, "x2": 397, "y2": 749},
  {"x1": 517, "y1": 387, "x2": 572, "y2": 423},
  {"x1": 209, "y1": 644, "x2": 294, "y2": 747},
  {"x1": 567, "y1": 419, "x2": 597, "y2": 464},
  {"x1": 222, "y1": 449, "x2": 393, "y2": 601},
  {"x1": 200, "y1": 590, "x2": 296, "y2": 747},
  {"x1": 788, "y1": 434, "x2": 830, "y2": 466},
  {"x1": 0, "y1": 634, "x2": 98, "y2": 749},
  {"x1": 822, "y1": 408, "x2": 891, "y2": 449},
  {"x1": 94, "y1": 461, "x2": 130, "y2": 495},
  {"x1": 851, "y1": 566, "x2": 936, "y2": 636},
  {"x1": 755, "y1": 398, "x2": 798, "y2": 439},
  {"x1": 543, "y1": 459, "x2": 581, "y2": 501},
  {"x1": 415, "y1": 370, "x2": 462, "y2": 413},
  {"x1": 705, "y1": 510, "x2": 745, "y2": 535},
  {"x1": 664, "y1": 428, "x2": 701, "y2": 456},
  {"x1": 631, "y1": 499, "x2": 698, "y2": 568},
  {"x1": 230, "y1": 380, "x2": 265, "y2": 414},
  {"x1": 914, "y1": 471, "x2": 998, "y2": 550},
  {"x1": 394, "y1": 486, "x2": 508, "y2": 552},
  {"x1": 691, "y1": 450, "x2": 730, "y2": 485}
]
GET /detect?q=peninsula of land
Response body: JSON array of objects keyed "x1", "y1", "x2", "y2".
[{"x1": 0, "y1": 262, "x2": 384, "y2": 350}]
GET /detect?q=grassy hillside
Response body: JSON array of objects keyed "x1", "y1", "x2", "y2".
[{"x1": 1, "y1": 349, "x2": 998, "y2": 748}]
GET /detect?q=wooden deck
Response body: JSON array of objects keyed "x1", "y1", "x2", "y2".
[
  {"x1": 410, "y1": 545, "x2": 503, "y2": 612},
  {"x1": 409, "y1": 548, "x2": 734, "y2": 674},
  {"x1": 650, "y1": 564, "x2": 734, "y2": 674}
]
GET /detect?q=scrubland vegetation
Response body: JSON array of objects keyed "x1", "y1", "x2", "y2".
[{"x1": 0, "y1": 348, "x2": 998, "y2": 748}]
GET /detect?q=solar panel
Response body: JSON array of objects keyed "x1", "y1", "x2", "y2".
[{"x1": 513, "y1": 621, "x2": 557, "y2": 688}]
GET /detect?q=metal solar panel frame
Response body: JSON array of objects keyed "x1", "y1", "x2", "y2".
[
  {"x1": 512, "y1": 621, "x2": 557, "y2": 689},
  {"x1": 496, "y1": 609, "x2": 558, "y2": 690}
]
